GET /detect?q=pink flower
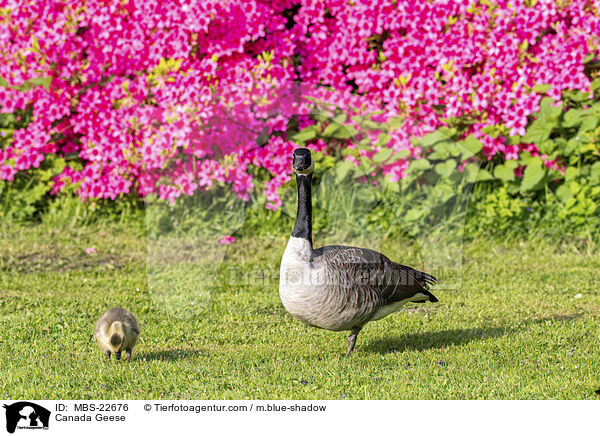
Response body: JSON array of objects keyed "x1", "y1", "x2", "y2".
[
  {"x1": 219, "y1": 236, "x2": 236, "y2": 245},
  {"x1": 86, "y1": 247, "x2": 97, "y2": 254}
]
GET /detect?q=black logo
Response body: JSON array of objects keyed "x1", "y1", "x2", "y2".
[{"x1": 2, "y1": 402, "x2": 50, "y2": 434}]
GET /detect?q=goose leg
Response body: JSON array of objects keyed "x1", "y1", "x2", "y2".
[
  {"x1": 345, "y1": 327, "x2": 362, "y2": 358},
  {"x1": 126, "y1": 348, "x2": 132, "y2": 363},
  {"x1": 105, "y1": 350, "x2": 111, "y2": 360}
]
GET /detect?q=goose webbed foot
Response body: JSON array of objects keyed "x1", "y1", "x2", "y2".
[{"x1": 345, "y1": 327, "x2": 362, "y2": 358}]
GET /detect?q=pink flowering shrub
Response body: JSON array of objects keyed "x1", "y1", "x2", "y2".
[{"x1": 0, "y1": 0, "x2": 599, "y2": 209}]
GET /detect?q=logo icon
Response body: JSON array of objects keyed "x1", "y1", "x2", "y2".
[{"x1": 2, "y1": 402, "x2": 50, "y2": 434}]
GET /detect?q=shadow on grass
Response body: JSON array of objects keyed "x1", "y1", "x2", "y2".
[
  {"x1": 137, "y1": 349, "x2": 205, "y2": 361},
  {"x1": 363, "y1": 326, "x2": 513, "y2": 354}
]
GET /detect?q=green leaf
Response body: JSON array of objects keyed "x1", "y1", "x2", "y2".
[
  {"x1": 321, "y1": 114, "x2": 349, "y2": 137},
  {"x1": 563, "y1": 109, "x2": 583, "y2": 127},
  {"x1": 564, "y1": 166, "x2": 579, "y2": 181},
  {"x1": 475, "y1": 168, "x2": 494, "y2": 182},
  {"x1": 565, "y1": 89, "x2": 592, "y2": 102},
  {"x1": 539, "y1": 97, "x2": 562, "y2": 120},
  {"x1": 463, "y1": 162, "x2": 480, "y2": 182},
  {"x1": 360, "y1": 119, "x2": 381, "y2": 130},
  {"x1": 520, "y1": 157, "x2": 545, "y2": 193},
  {"x1": 322, "y1": 122, "x2": 341, "y2": 137},
  {"x1": 384, "y1": 180, "x2": 400, "y2": 193},
  {"x1": 311, "y1": 110, "x2": 330, "y2": 123},
  {"x1": 567, "y1": 181, "x2": 582, "y2": 196},
  {"x1": 434, "y1": 160, "x2": 457, "y2": 178},
  {"x1": 431, "y1": 184, "x2": 456, "y2": 203},
  {"x1": 335, "y1": 160, "x2": 355, "y2": 182},
  {"x1": 437, "y1": 126, "x2": 457, "y2": 137},
  {"x1": 555, "y1": 184, "x2": 573, "y2": 203},
  {"x1": 538, "y1": 139, "x2": 555, "y2": 155},
  {"x1": 388, "y1": 116, "x2": 405, "y2": 129},
  {"x1": 578, "y1": 116, "x2": 598, "y2": 134},
  {"x1": 564, "y1": 137, "x2": 580, "y2": 155},
  {"x1": 428, "y1": 151, "x2": 448, "y2": 161},
  {"x1": 590, "y1": 162, "x2": 600, "y2": 184},
  {"x1": 446, "y1": 142, "x2": 463, "y2": 157},
  {"x1": 532, "y1": 83, "x2": 551, "y2": 93},
  {"x1": 429, "y1": 142, "x2": 451, "y2": 160},
  {"x1": 387, "y1": 149, "x2": 411, "y2": 163},
  {"x1": 522, "y1": 118, "x2": 552, "y2": 144},
  {"x1": 376, "y1": 133, "x2": 391, "y2": 147},
  {"x1": 481, "y1": 125, "x2": 501, "y2": 137},
  {"x1": 553, "y1": 137, "x2": 568, "y2": 153},
  {"x1": 19, "y1": 76, "x2": 52, "y2": 91},
  {"x1": 32, "y1": 36, "x2": 40, "y2": 53},
  {"x1": 494, "y1": 160, "x2": 518, "y2": 182},
  {"x1": 373, "y1": 148, "x2": 393, "y2": 163},
  {"x1": 419, "y1": 130, "x2": 449, "y2": 148},
  {"x1": 331, "y1": 113, "x2": 347, "y2": 125},
  {"x1": 330, "y1": 124, "x2": 358, "y2": 139},
  {"x1": 405, "y1": 208, "x2": 425, "y2": 222},
  {"x1": 408, "y1": 159, "x2": 432, "y2": 173},
  {"x1": 355, "y1": 161, "x2": 374, "y2": 177},
  {"x1": 461, "y1": 135, "x2": 483, "y2": 156},
  {"x1": 291, "y1": 127, "x2": 317, "y2": 143}
]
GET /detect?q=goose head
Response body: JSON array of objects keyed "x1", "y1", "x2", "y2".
[{"x1": 293, "y1": 148, "x2": 314, "y2": 175}]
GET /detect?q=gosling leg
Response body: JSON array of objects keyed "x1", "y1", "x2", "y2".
[
  {"x1": 105, "y1": 350, "x2": 111, "y2": 360},
  {"x1": 345, "y1": 326, "x2": 362, "y2": 358},
  {"x1": 126, "y1": 348, "x2": 132, "y2": 363}
]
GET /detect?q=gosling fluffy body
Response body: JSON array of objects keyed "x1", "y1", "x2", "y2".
[{"x1": 94, "y1": 307, "x2": 140, "y2": 362}]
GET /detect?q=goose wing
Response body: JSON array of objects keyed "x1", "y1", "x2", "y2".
[{"x1": 312, "y1": 245, "x2": 438, "y2": 304}]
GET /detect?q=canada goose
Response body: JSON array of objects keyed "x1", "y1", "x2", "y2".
[
  {"x1": 94, "y1": 308, "x2": 140, "y2": 362},
  {"x1": 279, "y1": 148, "x2": 438, "y2": 357}
]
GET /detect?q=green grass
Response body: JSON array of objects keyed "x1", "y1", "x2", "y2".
[{"x1": 0, "y1": 222, "x2": 599, "y2": 400}]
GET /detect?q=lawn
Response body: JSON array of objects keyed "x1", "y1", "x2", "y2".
[{"x1": 0, "y1": 222, "x2": 599, "y2": 400}]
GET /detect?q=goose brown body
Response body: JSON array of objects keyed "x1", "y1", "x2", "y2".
[{"x1": 280, "y1": 239, "x2": 437, "y2": 332}]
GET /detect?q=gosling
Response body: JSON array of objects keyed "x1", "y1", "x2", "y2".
[{"x1": 94, "y1": 307, "x2": 140, "y2": 362}]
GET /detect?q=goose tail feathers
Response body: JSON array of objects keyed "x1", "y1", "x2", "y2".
[{"x1": 413, "y1": 270, "x2": 438, "y2": 290}]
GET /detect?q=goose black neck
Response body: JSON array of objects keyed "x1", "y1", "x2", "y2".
[{"x1": 291, "y1": 173, "x2": 313, "y2": 247}]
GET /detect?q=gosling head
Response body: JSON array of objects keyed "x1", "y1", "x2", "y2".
[
  {"x1": 109, "y1": 332, "x2": 123, "y2": 353},
  {"x1": 292, "y1": 148, "x2": 314, "y2": 175},
  {"x1": 109, "y1": 321, "x2": 124, "y2": 353}
]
